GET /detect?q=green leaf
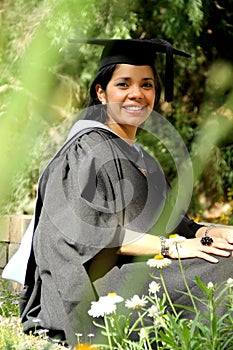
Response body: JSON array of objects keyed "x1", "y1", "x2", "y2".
[{"x1": 194, "y1": 276, "x2": 210, "y2": 295}]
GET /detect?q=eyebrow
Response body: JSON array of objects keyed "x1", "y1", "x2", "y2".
[{"x1": 114, "y1": 77, "x2": 155, "y2": 81}]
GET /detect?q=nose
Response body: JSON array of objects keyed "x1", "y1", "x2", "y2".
[{"x1": 128, "y1": 85, "x2": 144, "y2": 100}]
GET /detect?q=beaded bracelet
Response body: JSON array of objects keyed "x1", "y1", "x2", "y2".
[{"x1": 204, "y1": 224, "x2": 216, "y2": 236}]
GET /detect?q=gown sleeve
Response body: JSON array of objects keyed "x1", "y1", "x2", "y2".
[
  {"x1": 20, "y1": 129, "x2": 128, "y2": 340},
  {"x1": 173, "y1": 214, "x2": 204, "y2": 238},
  {"x1": 141, "y1": 147, "x2": 204, "y2": 239}
]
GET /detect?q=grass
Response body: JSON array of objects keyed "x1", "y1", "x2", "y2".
[{"x1": 0, "y1": 279, "x2": 68, "y2": 349}]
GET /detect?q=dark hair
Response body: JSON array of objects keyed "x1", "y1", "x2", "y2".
[{"x1": 85, "y1": 64, "x2": 161, "y2": 122}]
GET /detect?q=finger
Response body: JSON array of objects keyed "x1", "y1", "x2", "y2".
[
  {"x1": 220, "y1": 230, "x2": 233, "y2": 244},
  {"x1": 212, "y1": 240, "x2": 233, "y2": 251},
  {"x1": 226, "y1": 235, "x2": 233, "y2": 244},
  {"x1": 202, "y1": 246, "x2": 231, "y2": 257},
  {"x1": 196, "y1": 251, "x2": 219, "y2": 263},
  {"x1": 199, "y1": 236, "x2": 233, "y2": 251}
]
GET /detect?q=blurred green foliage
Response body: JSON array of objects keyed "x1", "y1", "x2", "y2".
[{"x1": 0, "y1": 0, "x2": 232, "y2": 218}]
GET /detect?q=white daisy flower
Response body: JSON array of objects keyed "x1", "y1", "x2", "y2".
[
  {"x1": 75, "y1": 333, "x2": 83, "y2": 337},
  {"x1": 148, "y1": 304, "x2": 159, "y2": 318},
  {"x1": 32, "y1": 318, "x2": 42, "y2": 323},
  {"x1": 99, "y1": 292, "x2": 124, "y2": 304},
  {"x1": 207, "y1": 282, "x2": 214, "y2": 289},
  {"x1": 148, "y1": 281, "x2": 161, "y2": 294},
  {"x1": 87, "y1": 333, "x2": 95, "y2": 338},
  {"x1": 156, "y1": 314, "x2": 170, "y2": 328},
  {"x1": 88, "y1": 299, "x2": 116, "y2": 318},
  {"x1": 125, "y1": 295, "x2": 148, "y2": 309},
  {"x1": 34, "y1": 329, "x2": 49, "y2": 336},
  {"x1": 147, "y1": 255, "x2": 172, "y2": 269},
  {"x1": 139, "y1": 328, "x2": 147, "y2": 340},
  {"x1": 227, "y1": 278, "x2": 233, "y2": 287}
]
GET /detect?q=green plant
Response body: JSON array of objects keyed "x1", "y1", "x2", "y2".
[
  {"x1": 0, "y1": 279, "x2": 20, "y2": 318},
  {"x1": 85, "y1": 256, "x2": 233, "y2": 349}
]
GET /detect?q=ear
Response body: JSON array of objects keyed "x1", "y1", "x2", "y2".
[{"x1": 95, "y1": 84, "x2": 107, "y2": 104}]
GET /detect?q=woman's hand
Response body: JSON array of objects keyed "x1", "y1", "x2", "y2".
[
  {"x1": 195, "y1": 225, "x2": 233, "y2": 258},
  {"x1": 196, "y1": 225, "x2": 233, "y2": 243},
  {"x1": 169, "y1": 235, "x2": 233, "y2": 263}
]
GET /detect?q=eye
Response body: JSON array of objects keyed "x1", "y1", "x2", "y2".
[
  {"x1": 142, "y1": 82, "x2": 155, "y2": 89},
  {"x1": 116, "y1": 81, "x2": 129, "y2": 88}
]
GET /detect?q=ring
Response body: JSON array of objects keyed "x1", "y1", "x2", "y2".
[{"x1": 200, "y1": 236, "x2": 213, "y2": 246}]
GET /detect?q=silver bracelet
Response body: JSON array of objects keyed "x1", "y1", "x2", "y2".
[
  {"x1": 160, "y1": 235, "x2": 187, "y2": 257},
  {"x1": 160, "y1": 236, "x2": 170, "y2": 256}
]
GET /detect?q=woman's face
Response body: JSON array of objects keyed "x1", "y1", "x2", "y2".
[{"x1": 96, "y1": 64, "x2": 156, "y2": 128}]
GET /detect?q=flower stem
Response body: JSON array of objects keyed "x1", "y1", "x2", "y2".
[
  {"x1": 159, "y1": 269, "x2": 178, "y2": 317},
  {"x1": 137, "y1": 311, "x2": 153, "y2": 350},
  {"x1": 128, "y1": 310, "x2": 147, "y2": 336},
  {"x1": 154, "y1": 326, "x2": 161, "y2": 350},
  {"x1": 176, "y1": 247, "x2": 197, "y2": 312},
  {"x1": 145, "y1": 334, "x2": 153, "y2": 350},
  {"x1": 208, "y1": 288, "x2": 217, "y2": 350},
  {"x1": 104, "y1": 315, "x2": 113, "y2": 350}
]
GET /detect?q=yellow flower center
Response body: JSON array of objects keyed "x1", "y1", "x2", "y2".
[
  {"x1": 169, "y1": 233, "x2": 178, "y2": 239},
  {"x1": 74, "y1": 344, "x2": 99, "y2": 349},
  {"x1": 154, "y1": 254, "x2": 164, "y2": 260},
  {"x1": 107, "y1": 292, "x2": 117, "y2": 296}
]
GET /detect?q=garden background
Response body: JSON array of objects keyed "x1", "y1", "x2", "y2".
[
  {"x1": 0, "y1": 0, "x2": 233, "y2": 349},
  {"x1": 0, "y1": 0, "x2": 233, "y2": 223}
]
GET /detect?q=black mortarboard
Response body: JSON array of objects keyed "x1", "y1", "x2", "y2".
[{"x1": 74, "y1": 38, "x2": 191, "y2": 102}]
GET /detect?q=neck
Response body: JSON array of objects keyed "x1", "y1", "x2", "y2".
[{"x1": 105, "y1": 122, "x2": 137, "y2": 145}]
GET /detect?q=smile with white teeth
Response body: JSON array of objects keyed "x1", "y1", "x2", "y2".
[{"x1": 123, "y1": 105, "x2": 145, "y2": 111}]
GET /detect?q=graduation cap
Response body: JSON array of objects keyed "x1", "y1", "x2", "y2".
[{"x1": 71, "y1": 38, "x2": 191, "y2": 102}]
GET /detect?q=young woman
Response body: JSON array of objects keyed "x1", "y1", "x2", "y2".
[{"x1": 19, "y1": 39, "x2": 233, "y2": 346}]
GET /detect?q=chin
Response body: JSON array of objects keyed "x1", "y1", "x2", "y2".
[{"x1": 123, "y1": 114, "x2": 150, "y2": 127}]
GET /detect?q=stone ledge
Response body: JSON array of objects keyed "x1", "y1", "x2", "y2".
[
  {"x1": 0, "y1": 215, "x2": 32, "y2": 243},
  {"x1": 0, "y1": 243, "x2": 8, "y2": 269},
  {"x1": 0, "y1": 214, "x2": 32, "y2": 270}
]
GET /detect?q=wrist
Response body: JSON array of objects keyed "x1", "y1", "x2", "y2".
[
  {"x1": 196, "y1": 224, "x2": 216, "y2": 238},
  {"x1": 160, "y1": 236, "x2": 170, "y2": 256},
  {"x1": 204, "y1": 224, "x2": 216, "y2": 236},
  {"x1": 160, "y1": 234, "x2": 186, "y2": 257}
]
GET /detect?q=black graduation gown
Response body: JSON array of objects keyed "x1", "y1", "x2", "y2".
[{"x1": 19, "y1": 122, "x2": 231, "y2": 346}]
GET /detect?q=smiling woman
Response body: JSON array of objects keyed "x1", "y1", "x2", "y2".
[
  {"x1": 14, "y1": 38, "x2": 233, "y2": 347},
  {"x1": 96, "y1": 64, "x2": 156, "y2": 144}
]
